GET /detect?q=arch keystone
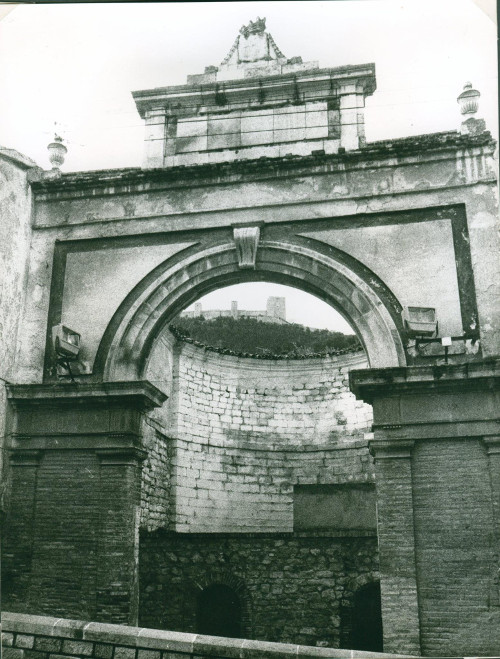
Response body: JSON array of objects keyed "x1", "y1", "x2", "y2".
[{"x1": 233, "y1": 225, "x2": 260, "y2": 269}]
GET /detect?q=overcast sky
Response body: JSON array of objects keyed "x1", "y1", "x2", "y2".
[{"x1": 0, "y1": 1, "x2": 497, "y2": 331}]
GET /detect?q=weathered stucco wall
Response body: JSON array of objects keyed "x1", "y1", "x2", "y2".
[
  {"x1": 14, "y1": 134, "x2": 497, "y2": 386},
  {"x1": 61, "y1": 243, "x2": 194, "y2": 371},
  {"x1": 0, "y1": 150, "x2": 36, "y2": 507},
  {"x1": 142, "y1": 340, "x2": 373, "y2": 533}
]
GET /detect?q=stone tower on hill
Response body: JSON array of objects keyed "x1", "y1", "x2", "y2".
[{"x1": 180, "y1": 296, "x2": 287, "y2": 323}]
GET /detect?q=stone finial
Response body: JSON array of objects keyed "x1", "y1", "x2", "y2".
[
  {"x1": 47, "y1": 135, "x2": 67, "y2": 170},
  {"x1": 457, "y1": 82, "x2": 486, "y2": 135},
  {"x1": 457, "y1": 82, "x2": 480, "y2": 116},
  {"x1": 233, "y1": 226, "x2": 260, "y2": 269}
]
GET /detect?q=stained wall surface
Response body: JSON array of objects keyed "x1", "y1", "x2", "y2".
[
  {"x1": 0, "y1": 150, "x2": 36, "y2": 508},
  {"x1": 141, "y1": 337, "x2": 373, "y2": 533},
  {"x1": 17, "y1": 137, "x2": 498, "y2": 388}
]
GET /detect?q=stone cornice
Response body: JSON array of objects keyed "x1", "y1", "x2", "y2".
[
  {"x1": 0, "y1": 146, "x2": 39, "y2": 170},
  {"x1": 30, "y1": 131, "x2": 496, "y2": 198},
  {"x1": 132, "y1": 63, "x2": 377, "y2": 118},
  {"x1": 369, "y1": 439, "x2": 415, "y2": 460},
  {"x1": 350, "y1": 358, "x2": 500, "y2": 404},
  {"x1": 7, "y1": 380, "x2": 167, "y2": 410}
]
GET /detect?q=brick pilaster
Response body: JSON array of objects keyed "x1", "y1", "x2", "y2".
[
  {"x1": 369, "y1": 439, "x2": 421, "y2": 655},
  {"x1": 96, "y1": 448, "x2": 146, "y2": 625},
  {"x1": 1, "y1": 450, "x2": 41, "y2": 609},
  {"x1": 483, "y1": 436, "x2": 500, "y2": 607}
]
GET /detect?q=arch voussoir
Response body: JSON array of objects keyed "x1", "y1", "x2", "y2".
[{"x1": 101, "y1": 240, "x2": 405, "y2": 381}]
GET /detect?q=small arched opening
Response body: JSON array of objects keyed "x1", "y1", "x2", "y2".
[
  {"x1": 341, "y1": 580, "x2": 383, "y2": 652},
  {"x1": 196, "y1": 583, "x2": 242, "y2": 638}
]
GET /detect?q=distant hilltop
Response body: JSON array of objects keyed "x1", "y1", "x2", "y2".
[{"x1": 180, "y1": 296, "x2": 287, "y2": 324}]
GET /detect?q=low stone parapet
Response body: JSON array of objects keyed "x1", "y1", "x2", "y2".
[{"x1": 1, "y1": 613, "x2": 415, "y2": 659}]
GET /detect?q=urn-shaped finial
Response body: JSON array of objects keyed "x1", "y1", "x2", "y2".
[
  {"x1": 47, "y1": 135, "x2": 67, "y2": 169},
  {"x1": 457, "y1": 82, "x2": 480, "y2": 116}
]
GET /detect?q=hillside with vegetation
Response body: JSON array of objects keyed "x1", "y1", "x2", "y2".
[{"x1": 169, "y1": 315, "x2": 362, "y2": 358}]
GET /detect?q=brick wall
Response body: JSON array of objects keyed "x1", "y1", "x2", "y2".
[
  {"x1": 2, "y1": 451, "x2": 101, "y2": 619},
  {"x1": 139, "y1": 532, "x2": 379, "y2": 648},
  {"x1": 412, "y1": 438, "x2": 500, "y2": 656},
  {"x1": 143, "y1": 341, "x2": 374, "y2": 533}
]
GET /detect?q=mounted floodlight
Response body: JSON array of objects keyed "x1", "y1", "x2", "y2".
[
  {"x1": 402, "y1": 306, "x2": 437, "y2": 338},
  {"x1": 52, "y1": 324, "x2": 81, "y2": 360}
]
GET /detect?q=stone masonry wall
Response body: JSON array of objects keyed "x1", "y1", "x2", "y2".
[
  {"x1": 174, "y1": 345, "x2": 371, "y2": 445},
  {"x1": 171, "y1": 438, "x2": 374, "y2": 533},
  {"x1": 146, "y1": 340, "x2": 374, "y2": 532},
  {"x1": 139, "y1": 531, "x2": 379, "y2": 648},
  {"x1": 140, "y1": 422, "x2": 172, "y2": 532}
]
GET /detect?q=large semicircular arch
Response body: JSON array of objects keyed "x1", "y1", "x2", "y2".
[{"x1": 97, "y1": 239, "x2": 406, "y2": 380}]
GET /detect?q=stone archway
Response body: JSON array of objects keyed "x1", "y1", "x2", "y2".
[
  {"x1": 194, "y1": 571, "x2": 252, "y2": 638},
  {"x1": 96, "y1": 238, "x2": 405, "y2": 382}
]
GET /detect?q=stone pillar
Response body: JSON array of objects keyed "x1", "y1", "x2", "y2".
[
  {"x1": 143, "y1": 109, "x2": 168, "y2": 168},
  {"x1": 369, "y1": 439, "x2": 421, "y2": 655},
  {"x1": 338, "y1": 83, "x2": 364, "y2": 151},
  {"x1": 483, "y1": 436, "x2": 500, "y2": 606},
  {"x1": 3, "y1": 381, "x2": 166, "y2": 622}
]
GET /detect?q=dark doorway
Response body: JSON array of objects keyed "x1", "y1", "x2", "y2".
[
  {"x1": 196, "y1": 584, "x2": 242, "y2": 638},
  {"x1": 348, "y1": 581, "x2": 383, "y2": 651}
]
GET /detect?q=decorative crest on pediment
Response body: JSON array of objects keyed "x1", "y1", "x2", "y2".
[
  {"x1": 240, "y1": 17, "x2": 266, "y2": 38},
  {"x1": 221, "y1": 17, "x2": 286, "y2": 68}
]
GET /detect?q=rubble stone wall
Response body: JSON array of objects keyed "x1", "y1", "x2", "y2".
[{"x1": 139, "y1": 531, "x2": 379, "y2": 648}]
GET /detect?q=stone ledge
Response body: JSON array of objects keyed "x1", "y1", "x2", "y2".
[
  {"x1": 1, "y1": 613, "x2": 417, "y2": 659},
  {"x1": 350, "y1": 358, "x2": 500, "y2": 403},
  {"x1": 29, "y1": 130, "x2": 495, "y2": 196},
  {"x1": 7, "y1": 381, "x2": 167, "y2": 410}
]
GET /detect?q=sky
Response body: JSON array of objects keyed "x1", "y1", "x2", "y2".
[{"x1": 0, "y1": 0, "x2": 497, "y2": 332}]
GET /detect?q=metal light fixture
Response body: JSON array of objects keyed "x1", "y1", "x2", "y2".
[
  {"x1": 52, "y1": 324, "x2": 81, "y2": 381},
  {"x1": 402, "y1": 306, "x2": 438, "y2": 338}
]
